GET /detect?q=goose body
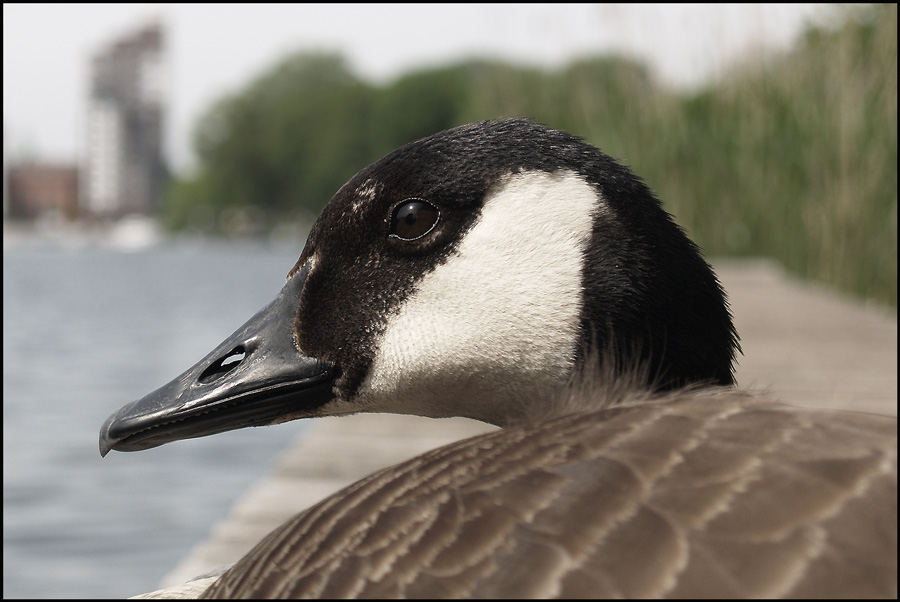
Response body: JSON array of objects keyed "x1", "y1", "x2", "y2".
[{"x1": 100, "y1": 119, "x2": 897, "y2": 598}]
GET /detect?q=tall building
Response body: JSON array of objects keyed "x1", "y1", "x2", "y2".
[{"x1": 83, "y1": 22, "x2": 166, "y2": 218}]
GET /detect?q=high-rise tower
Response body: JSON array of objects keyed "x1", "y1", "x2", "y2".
[{"x1": 83, "y1": 22, "x2": 166, "y2": 218}]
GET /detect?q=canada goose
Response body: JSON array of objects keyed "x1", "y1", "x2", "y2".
[{"x1": 100, "y1": 119, "x2": 897, "y2": 598}]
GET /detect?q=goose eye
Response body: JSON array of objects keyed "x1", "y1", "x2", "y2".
[{"x1": 390, "y1": 199, "x2": 439, "y2": 241}]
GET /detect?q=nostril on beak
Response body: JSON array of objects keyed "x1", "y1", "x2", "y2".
[{"x1": 198, "y1": 346, "x2": 247, "y2": 384}]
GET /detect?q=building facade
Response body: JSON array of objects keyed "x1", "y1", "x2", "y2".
[
  {"x1": 7, "y1": 164, "x2": 80, "y2": 220},
  {"x1": 83, "y1": 22, "x2": 166, "y2": 218}
]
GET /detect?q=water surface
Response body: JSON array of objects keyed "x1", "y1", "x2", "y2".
[{"x1": 4, "y1": 238, "x2": 312, "y2": 598}]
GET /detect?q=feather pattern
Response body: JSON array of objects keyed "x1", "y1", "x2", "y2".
[{"x1": 202, "y1": 391, "x2": 897, "y2": 599}]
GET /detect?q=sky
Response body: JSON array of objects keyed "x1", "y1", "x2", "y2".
[{"x1": 4, "y1": 3, "x2": 828, "y2": 172}]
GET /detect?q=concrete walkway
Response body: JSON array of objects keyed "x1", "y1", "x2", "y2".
[{"x1": 158, "y1": 258, "x2": 897, "y2": 589}]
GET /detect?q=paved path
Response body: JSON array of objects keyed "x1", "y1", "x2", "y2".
[{"x1": 158, "y1": 259, "x2": 897, "y2": 589}]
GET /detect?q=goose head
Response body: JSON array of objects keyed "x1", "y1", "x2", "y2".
[{"x1": 100, "y1": 118, "x2": 738, "y2": 455}]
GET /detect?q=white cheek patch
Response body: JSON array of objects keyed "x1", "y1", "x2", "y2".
[{"x1": 357, "y1": 170, "x2": 603, "y2": 425}]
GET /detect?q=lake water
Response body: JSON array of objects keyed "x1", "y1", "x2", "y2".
[{"x1": 3, "y1": 237, "x2": 315, "y2": 598}]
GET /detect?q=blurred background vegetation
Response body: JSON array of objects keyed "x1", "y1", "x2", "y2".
[{"x1": 164, "y1": 4, "x2": 896, "y2": 308}]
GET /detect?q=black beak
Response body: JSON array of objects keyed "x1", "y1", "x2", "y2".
[{"x1": 99, "y1": 262, "x2": 337, "y2": 457}]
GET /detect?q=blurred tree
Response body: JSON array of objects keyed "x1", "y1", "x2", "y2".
[
  {"x1": 166, "y1": 53, "x2": 378, "y2": 231},
  {"x1": 371, "y1": 65, "x2": 470, "y2": 154},
  {"x1": 163, "y1": 4, "x2": 895, "y2": 305},
  {"x1": 655, "y1": 3, "x2": 896, "y2": 306}
]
